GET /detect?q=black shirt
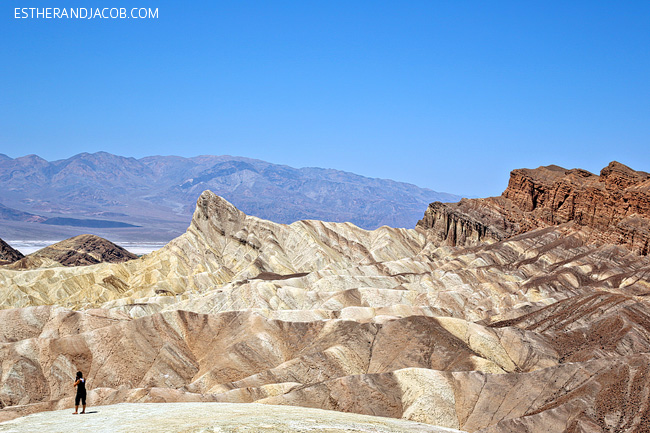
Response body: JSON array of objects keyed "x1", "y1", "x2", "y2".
[{"x1": 76, "y1": 378, "x2": 86, "y2": 395}]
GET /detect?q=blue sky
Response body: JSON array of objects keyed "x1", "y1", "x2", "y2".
[{"x1": 1, "y1": 1, "x2": 649, "y2": 197}]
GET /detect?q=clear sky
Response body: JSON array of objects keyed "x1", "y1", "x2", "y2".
[{"x1": 1, "y1": 1, "x2": 649, "y2": 197}]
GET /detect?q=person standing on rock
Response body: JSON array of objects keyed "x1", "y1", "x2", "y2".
[{"x1": 72, "y1": 371, "x2": 87, "y2": 414}]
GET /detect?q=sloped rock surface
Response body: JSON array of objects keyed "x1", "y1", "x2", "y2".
[
  {"x1": 0, "y1": 308, "x2": 552, "y2": 413},
  {"x1": 0, "y1": 191, "x2": 428, "y2": 309},
  {"x1": 6, "y1": 234, "x2": 138, "y2": 269},
  {"x1": 2, "y1": 301, "x2": 650, "y2": 431},
  {"x1": 1, "y1": 187, "x2": 650, "y2": 432},
  {"x1": 2, "y1": 192, "x2": 649, "y2": 316},
  {"x1": 0, "y1": 239, "x2": 23, "y2": 265}
]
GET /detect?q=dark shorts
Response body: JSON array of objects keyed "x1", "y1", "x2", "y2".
[{"x1": 75, "y1": 392, "x2": 86, "y2": 406}]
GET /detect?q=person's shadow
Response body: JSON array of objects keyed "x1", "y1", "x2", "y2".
[{"x1": 83, "y1": 411, "x2": 99, "y2": 414}]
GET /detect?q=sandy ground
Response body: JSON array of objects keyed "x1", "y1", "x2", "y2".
[{"x1": 0, "y1": 402, "x2": 466, "y2": 433}]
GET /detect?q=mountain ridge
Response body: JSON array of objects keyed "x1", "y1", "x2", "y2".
[{"x1": 0, "y1": 152, "x2": 460, "y2": 241}]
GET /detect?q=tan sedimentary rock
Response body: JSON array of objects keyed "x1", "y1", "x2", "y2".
[
  {"x1": 1, "y1": 183, "x2": 650, "y2": 432},
  {"x1": 2, "y1": 192, "x2": 648, "y2": 321},
  {"x1": 0, "y1": 307, "x2": 555, "y2": 417},
  {"x1": 259, "y1": 355, "x2": 650, "y2": 432},
  {"x1": 0, "y1": 192, "x2": 428, "y2": 309}
]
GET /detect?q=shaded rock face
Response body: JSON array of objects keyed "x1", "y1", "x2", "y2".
[
  {"x1": 415, "y1": 199, "x2": 516, "y2": 247},
  {"x1": 1, "y1": 190, "x2": 650, "y2": 432},
  {"x1": 7, "y1": 234, "x2": 137, "y2": 269},
  {"x1": 0, "y1": 238, "x2": 23, "y2": 265},
  {"x1": 418, "y1": 161, "x2": 650, "y2": 254}
]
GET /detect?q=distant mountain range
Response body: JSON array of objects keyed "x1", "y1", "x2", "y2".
[{"x1": 0, "y1": 152, "x2": 460, "y2": 241}]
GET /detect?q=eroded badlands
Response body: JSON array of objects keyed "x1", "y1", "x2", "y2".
[{"x1": 1, "y1": 162, "x2": 650, "y2": 432}]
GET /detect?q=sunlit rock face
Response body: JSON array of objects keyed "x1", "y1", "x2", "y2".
[{"x1": 1, "y1": 177, "x2": 650, "y2": 432}]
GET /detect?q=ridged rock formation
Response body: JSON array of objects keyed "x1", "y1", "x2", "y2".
[
  {"x1": 1, "y1": 186, "x2": 650, "y2": 432},
  {"x1": 6, "y1": 234, "x2": 138, "y2": 269},
  {"x1": 0, "y1": 238, "x2": 23, "y2": 265},
  {"x1": 418, "y1": 161, "x2": 650, "y2": 254},
  {"x1": 414, "y1": 200, "x2": 515, "y2": 247}
]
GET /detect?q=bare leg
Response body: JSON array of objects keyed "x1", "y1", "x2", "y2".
[
  {"x1": 81, "y1": 404, "x2": 86, "y2": 414},
  {"x1": 73, "y1": 405, "x2": 78, "y2": 414}
]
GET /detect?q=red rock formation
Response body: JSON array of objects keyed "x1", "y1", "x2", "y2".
[{"x1": 418, "y1": 161, "x2": 650, "y2": 254}]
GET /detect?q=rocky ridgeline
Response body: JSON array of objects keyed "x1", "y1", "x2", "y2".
[
  {"x1": 418, "y1": 161, "x2": 650, "y2": 254},
  {"x1": 1, "y1": 235, "x2": 137, "y2": 269},
  {"x1": 0, "y1": 238, "x2": 24, "y2": 265}
]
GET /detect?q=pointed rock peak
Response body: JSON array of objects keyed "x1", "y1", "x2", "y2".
[
  {"x1": 189, "y1": 191, "x2": 251, "y2": 241},
  {"x1": 0, "y1": 238, "x2": 24, "y2": 265},
  {"x1": 194, "y1": 191, "x2": 246, "y2": 222},
  {"x1": 602, "y1": 160, "x2": 634, "y2": 173},
  {"x1": 600, "y1": 161, "x2": 650, "y2": 188}
]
